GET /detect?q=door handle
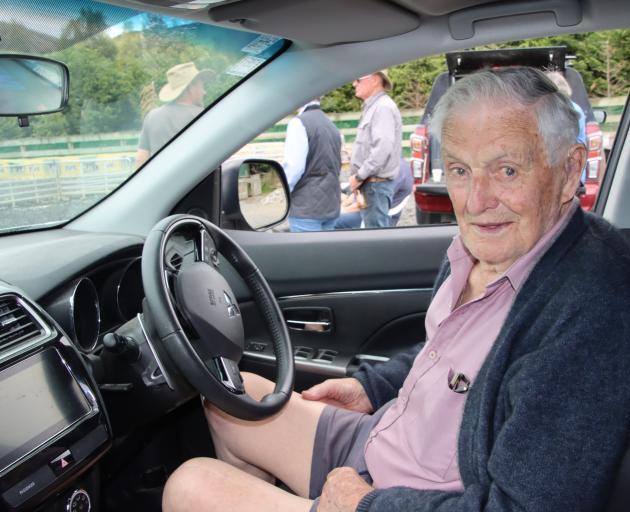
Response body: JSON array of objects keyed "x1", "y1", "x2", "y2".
[
  {"x1": 282, "y1": 307, "x2": 333, "y2": 333},
  {"x1": 286, "y1": 319, "x2": 331, "y2": 331}
]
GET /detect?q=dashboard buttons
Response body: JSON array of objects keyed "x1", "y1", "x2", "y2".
[
  {"x1": 2, "y1": 465, "x2": 55, "y2": 507},
  {"x1": 50, "y1": 449, "x2": 75, "y2": 476},
  {"x1": 66, "y1": 488, "x2": 91, "y2": 512}
]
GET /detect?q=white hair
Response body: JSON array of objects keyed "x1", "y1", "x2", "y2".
[{"x1": 430, "y1": 67, "x2": 580, "y2": 167}]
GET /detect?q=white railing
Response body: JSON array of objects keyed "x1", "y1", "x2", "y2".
[{"x1": 0, "y1": 165, "x2": 132, "y2": 208}]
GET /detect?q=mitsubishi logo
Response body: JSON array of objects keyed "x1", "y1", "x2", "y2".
[{"x1": 223, "y1": 291, "x2": 240, "y2": 318}]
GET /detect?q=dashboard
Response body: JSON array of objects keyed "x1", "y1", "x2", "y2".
[
  {"x1": 0, "y1": 227, "x2": 203, "y2": 511},
  {"x1": 0, "y1": 287, "x2": 110, "y2": 512}
]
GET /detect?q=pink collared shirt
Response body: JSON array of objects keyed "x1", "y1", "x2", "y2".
[{"x1": 364, "y1": 200, "x2": 579, "y2": 491}]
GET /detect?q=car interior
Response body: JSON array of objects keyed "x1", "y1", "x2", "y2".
[{"x1": 0, "y1": 0, "x2": 630, "y2": 511}]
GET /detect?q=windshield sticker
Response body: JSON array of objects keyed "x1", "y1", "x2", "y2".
[
  {"x1": 241, "y1": 35, "x2": 283, "y2": 55},
  {"x1": 225, "y1": 56, "x2": 265, "y2": 77}
]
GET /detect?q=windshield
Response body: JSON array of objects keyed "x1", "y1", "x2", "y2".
[{"x1": 0, "y1": 0, "x2": 286, "y2": 234}]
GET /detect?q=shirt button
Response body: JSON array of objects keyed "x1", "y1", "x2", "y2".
[{"x1": 428, "y1": 350, "x2": 437, "y2": 359}]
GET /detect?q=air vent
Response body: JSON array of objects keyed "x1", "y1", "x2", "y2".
[
  {"x1": 170, "y1": 253, "x2": 183, "y2": 270},
  {"x1": 0, "y1": 296, "x2": 47, "y2": 350}
]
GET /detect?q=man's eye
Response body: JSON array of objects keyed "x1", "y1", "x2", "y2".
[
  {"x1": 450, "y1": 167, "x2": 467, "y2": 177},
  {"x1": 502, "y1": 166, "x2": 516, "y2": 177}
]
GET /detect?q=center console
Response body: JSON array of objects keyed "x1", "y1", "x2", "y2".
[{"x1": 0, "y1": 291, "x2": 111, "y2": 511}]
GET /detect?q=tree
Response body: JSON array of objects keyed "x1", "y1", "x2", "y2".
[
  {"x1": 390, "y1": 55, "x2": 445, "y2": 110},
  {"x1": 321, "y1": 84, "x2": 361, "y2": 112}
]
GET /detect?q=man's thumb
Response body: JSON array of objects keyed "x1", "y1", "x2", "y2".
[{"x1": 301, "y1": 382, "x2": 326, "y2": 400}]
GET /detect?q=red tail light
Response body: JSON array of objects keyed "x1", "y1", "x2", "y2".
[
  {"x1": 585, "y1": 122, "x2": 605, "y2": 182},
  {"x1": 410, "y1": 125, "x2": 429, "y2": 182}
]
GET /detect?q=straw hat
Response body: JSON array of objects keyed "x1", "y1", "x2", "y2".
[
  {"x1": 374, "y1": 69, "x2": 393, "y2": 91},
  {"x1": 159, "y1": 62, "x2": 214, "y2": 102}
]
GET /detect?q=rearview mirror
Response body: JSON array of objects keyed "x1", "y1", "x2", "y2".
[
  {"x1": 221, "y1": 159, "x2": 289, "y2": 231},
  {"x1": 0, "y1": 54, "x2": 69, "y2": 116}
]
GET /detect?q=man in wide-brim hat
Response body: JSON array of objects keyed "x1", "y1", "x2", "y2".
[{"x1": 136, "y1": 62, "x2": 215, "y2": 168}]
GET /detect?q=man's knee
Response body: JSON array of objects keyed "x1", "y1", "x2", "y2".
[{"x1": 162, "y1": 457, "x2": 217, "y2": 512}]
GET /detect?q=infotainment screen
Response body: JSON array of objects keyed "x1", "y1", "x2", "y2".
[{"x1": 0, "y1": 348, "x2": 92, "y2": 473}]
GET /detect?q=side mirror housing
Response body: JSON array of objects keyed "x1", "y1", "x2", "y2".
[
  {"x1": 221, "y1": 159, "x2": 289, "y2": 231},
  {"x1": 594, "y1": 109, "x2": 607, "y2": 124}
]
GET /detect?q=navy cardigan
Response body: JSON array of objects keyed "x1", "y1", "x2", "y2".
[{"x1": 353, "y1": 207, "x2": 630, "y2": 511}]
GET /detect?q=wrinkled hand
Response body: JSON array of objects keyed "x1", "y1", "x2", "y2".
[
  {"x1": 301, "y1": 377, "x2": 373, "y2": 413},
  {"x1": 318, "y1": 467, "x2": 373, "y2": 512}
]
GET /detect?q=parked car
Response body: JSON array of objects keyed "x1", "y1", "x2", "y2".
[
  {"x1": 410, "y1": 47, "x2": 607, "y2": 224},
  {"x1": 0, "y1": 1, "x2": 629, "y2": 511}
]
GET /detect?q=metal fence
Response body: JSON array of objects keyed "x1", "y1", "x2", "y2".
[{"x1": 0, "y1": 157, "x2": 133, "y2": 208}]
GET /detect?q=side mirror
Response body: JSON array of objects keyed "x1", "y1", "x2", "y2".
[
  {"x1": 594, "y1": 109, "x2": 607, "y2": 124},
  {"x1": 0, "y1": 55, "x2": 69, "y2": 117},
  {"x1": 221, "y1": 159, "x2": 289, "y2": 231}
]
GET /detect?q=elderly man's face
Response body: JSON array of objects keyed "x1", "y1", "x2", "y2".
[
  {"x1": 442, "y1": 101, "x2": 583, "y2": 272},
  {"x1": 353, "y1": 74, "x2": 380, "y2": 101}
]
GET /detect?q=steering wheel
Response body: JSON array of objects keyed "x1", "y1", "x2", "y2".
[{"x1": 141, "y1": 214, "x2": 294, "y2": 420}]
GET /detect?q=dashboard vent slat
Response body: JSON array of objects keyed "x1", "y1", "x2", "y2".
[{"x1": 0, "y1": 297, "x2": 46, "y2": 351}]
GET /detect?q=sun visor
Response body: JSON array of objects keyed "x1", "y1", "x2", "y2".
[{"x1": 207, "y1": 0, "x2": 421, "y2": 45}]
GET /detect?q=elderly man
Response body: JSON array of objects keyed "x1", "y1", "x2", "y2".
[
  {"x1": 162, "y1": 67, "x2": 630, "y2": 512},
  {"x1": 348, "y1": 70, "x2": 402, "y2": 228}
]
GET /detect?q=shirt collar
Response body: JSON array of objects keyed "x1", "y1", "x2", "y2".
[
  {"x1": 363, "y1": 91, "x2": 385, "y2": 111},
  {"x1": 447, "y1": 198, "x2": 580, "y2": 293}
]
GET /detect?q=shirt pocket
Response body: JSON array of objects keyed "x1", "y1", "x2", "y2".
[
  {"x1": 353, "y1": 119, "x2": 369, "y2": 149},
  {"x1": 406, "y1": 361, "x2": 469, "y2": 481}
]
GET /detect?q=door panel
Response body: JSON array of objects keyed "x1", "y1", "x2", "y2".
[{"x1": 225, "y1": 226, "x2": 456, "y2": 389}]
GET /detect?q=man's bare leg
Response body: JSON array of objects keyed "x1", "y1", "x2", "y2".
[
  {"x1": 204, "y1": 372, "x2": 327, "y2": 497},
  {"x1": 162, "y1": 457, "x2": 313, "y2": 512}
]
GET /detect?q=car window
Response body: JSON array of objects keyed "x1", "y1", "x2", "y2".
[
  {"x1": 232, "y1": 30, "x2": 627, "y2": 233},
  {"x1": 0, "y1": 0, "x2": 286, "y2": 234}
]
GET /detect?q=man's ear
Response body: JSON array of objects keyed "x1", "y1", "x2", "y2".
[{"x1": 561, "y1": 144, "x2": 587, "y2": 202}]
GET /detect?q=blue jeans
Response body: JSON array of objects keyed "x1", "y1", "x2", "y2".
[
  {"x1": 360, "y1": 180, "x2": 394, "y2": 228},
  {"x1": 288, "y1": 216, "x2": 337, "y2": 232},
  {"x1": 334, "y1": 211, "x2": 362, "y2": 230}
]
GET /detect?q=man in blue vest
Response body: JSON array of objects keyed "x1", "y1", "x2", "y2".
[{"x1": 282, "y1": 99, "x2": 343, "y2": 232}]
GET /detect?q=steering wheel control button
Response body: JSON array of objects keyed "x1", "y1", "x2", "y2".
[
  {"x1": 216, "y1": 357, "x2": 245, "y2": 393},
  {"x1": 2, "y1": 465, "x2": 55, "y2": 507},
  {"x1": 50, "y1": 449, "x2": 75, "y2": 476},
  {"x1": 66, "y1": 488, "x2": 91, "y2": 512},
  {"x1": 247, "y1": 341, "x2": 267, "y2": 352},
  {"x1": 210, "y1": 249, "x2": 220, "y2": 267}
]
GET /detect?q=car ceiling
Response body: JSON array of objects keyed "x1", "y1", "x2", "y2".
[{"x1": 104, "y1": 0, "x2": 590, "y2": 45}]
